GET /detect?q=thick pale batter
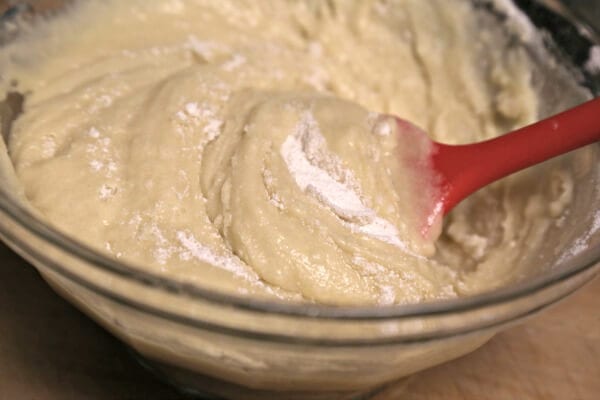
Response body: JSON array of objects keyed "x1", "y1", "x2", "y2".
[{"x1": 0, "y1": 0, "x2": 574, "y2": 305}]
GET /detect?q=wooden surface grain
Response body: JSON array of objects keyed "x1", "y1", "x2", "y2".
[{"x1": 0, "y1": 242, "x2": 598, "y2": 400}]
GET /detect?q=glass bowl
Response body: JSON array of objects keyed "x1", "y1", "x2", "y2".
[{"x1": 0, "y1": 1, "x2": 599, "y2": 399}]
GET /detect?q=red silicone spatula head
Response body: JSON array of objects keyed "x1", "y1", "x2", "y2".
[{"x1": 395, "y1": 97, "x2": 600, "y2": 236}]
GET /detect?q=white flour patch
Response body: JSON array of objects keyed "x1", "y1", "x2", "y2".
[
  {"x1": 40, "y1": 135, "x2": 57, "y2": 158},
  {"x1": 186, "y1": 35, "x2": 219, "y2": 60},
  {"x1": 90, "y1": 159, "x2": 104, "y2": 171},
  {"x1": 176, "y1": 230, "x2": 259, "y2": 280},
  {"x1": 176, "y1": 101, "x2": 224, "y2": 141},
  {"x1": 585, "y1": 45, "x2": 600, "y2": 74},
  {"x1": 99, "y1": 184, "x2": 117, "y2": 200},
  {"x1": 222, "y1": 53, "x2": 247, "y2": 72},
  {"x1": 88, "y1": 126, "x2": 100, "y2": 138},
  {"x1": 280, "y1": 111, "x2": 407, "y2": 249},
  {"x1": 490, "y1": 0, "x2": 536, "y2": 42},
  {"x1": 86, "y1": 127, "x2": 119, "y2": 178},
  {"x1": 557, "y1": 173, "x2": 600, "y2": 263},
  {"x1": 185, "y1": 102, "x2": 201, "y2": 117}
]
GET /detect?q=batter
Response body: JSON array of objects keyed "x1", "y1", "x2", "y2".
[{"x1": 0, "y1": 0, "x2": 573, "y2": 305}]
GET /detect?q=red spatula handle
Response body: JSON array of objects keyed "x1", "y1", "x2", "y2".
[{"x1": 432, "y1": 97, "x2": 600, "y2": 214}]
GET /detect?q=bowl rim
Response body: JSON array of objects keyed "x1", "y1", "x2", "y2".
[
  {"x1": 1, "y1": 184, "x2": 598, "y2": 322},
  {"x1": 0, "y1": 0, "x2": 599, "y2": 324}
]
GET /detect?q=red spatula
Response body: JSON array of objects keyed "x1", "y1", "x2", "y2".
[{"x1": 395, "y1": 97, "x2": 600, "y2": 235}]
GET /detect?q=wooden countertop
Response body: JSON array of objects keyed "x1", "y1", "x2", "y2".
[{"x1": 0, "y1": 242, "x2": 598, "y2": 400}]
